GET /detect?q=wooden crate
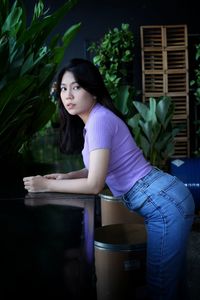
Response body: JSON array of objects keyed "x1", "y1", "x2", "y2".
[{"x1": 140, "y1": 24, "x2": 190, "y2": 157}]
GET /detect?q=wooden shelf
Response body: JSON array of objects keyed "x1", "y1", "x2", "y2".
[{"x1": 140, "y1": 24, "x2": 190, "y2": 157}]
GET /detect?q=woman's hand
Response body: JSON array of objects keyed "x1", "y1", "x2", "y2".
[
  {"x1": 22, "y1": 151, "x2": 109, "y2": 194},
  {"x1": 23, "y1": 175, "x2": 49, "y2": 193}
]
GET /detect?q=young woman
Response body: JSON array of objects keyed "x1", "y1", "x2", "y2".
[{"x1": 23, "y1": 58, "x2": 194, "y2": 300}]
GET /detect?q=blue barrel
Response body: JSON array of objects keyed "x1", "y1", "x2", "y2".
[{"x1": 170, "y1": 158, "x2": 200, "y2": 211}]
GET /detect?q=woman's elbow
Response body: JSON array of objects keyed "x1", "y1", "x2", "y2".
[{"x1": 89, "y1": 181, "x2": 105, "y2": 195}]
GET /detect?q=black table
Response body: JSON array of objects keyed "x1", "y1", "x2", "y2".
[{"x1": 0, "y1": 191, "x2": 97, "y2": 300}]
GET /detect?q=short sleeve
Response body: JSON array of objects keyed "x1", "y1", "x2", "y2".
[{"x1": 86, "y1": 114, "x2": 114, "y2": 152}]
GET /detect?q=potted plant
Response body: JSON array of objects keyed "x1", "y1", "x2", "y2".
[
  {"x1": 128, "y1": 96, "x2": 181, "y2": 170},
  {"x1": 0, "y1": 0, "x2": 81, "y2": 163}
]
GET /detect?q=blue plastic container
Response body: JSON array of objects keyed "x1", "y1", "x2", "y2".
[{"x1": 170, "y1": 158, "x2": 200, "y2": 211}]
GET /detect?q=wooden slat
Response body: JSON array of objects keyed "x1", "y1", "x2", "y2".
[{"x1": 140, "y1": 24, "x2": 190, "y2": 157}]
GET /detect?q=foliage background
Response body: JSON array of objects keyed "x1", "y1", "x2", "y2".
[{"x1": 0, "y1": 0, "x2": 81, "y2": 160}]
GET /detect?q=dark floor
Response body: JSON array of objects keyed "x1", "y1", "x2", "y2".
[
  {"x1": 129, "y1": 219, "x2": 200, "y2": 300},
  {"x1": 187, "y1": 217, "x2": 200, "y2": 300}
]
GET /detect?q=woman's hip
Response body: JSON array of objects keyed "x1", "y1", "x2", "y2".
[{"x1": 122, "y1": 168, "x2": 195, "y2": 220}]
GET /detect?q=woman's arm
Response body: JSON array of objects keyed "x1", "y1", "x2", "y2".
[
  {"x1": 44, "y1": 168, "x2": 88, "y2": 180},
  {"x1": 23, "y1": 149, "x2": 109, "y2": 194}
]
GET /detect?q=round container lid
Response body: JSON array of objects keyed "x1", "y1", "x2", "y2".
[
  {"x1": 99, "y1": 188, "x2": 122, "y2": 201},
  {"x1": 94, "y1": 223, "x2": 147, "y2": 251}
]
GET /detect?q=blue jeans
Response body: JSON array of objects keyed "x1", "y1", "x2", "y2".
[{"x1": 122, "y1": 167, "x2": 195, "y2": 300}]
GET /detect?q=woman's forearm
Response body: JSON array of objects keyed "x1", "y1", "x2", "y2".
[
  {"x1": 65, "y1": 168, "x2": 88, "y2": 179},
  {"x1": 46, "y1": 177, "x2": 101, "y2": 195},
  {"x1": 24, "y1": 150, "x2": 108, "y2": 194}
]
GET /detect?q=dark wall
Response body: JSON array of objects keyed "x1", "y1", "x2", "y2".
[
  {"x1": 22, "y1": 0, "x2": 198, "y2": 61},
  {"x1": 22, "y1": 0, "x2": 199, "y2": 93}
]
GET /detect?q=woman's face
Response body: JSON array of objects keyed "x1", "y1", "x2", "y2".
[{"x1": 60, "y1": 71, "x2": 96, "y2": 123}]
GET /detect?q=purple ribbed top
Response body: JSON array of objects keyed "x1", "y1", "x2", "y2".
[{"x1": 82, "y1": 103, "x2": 152, "y2": 196}]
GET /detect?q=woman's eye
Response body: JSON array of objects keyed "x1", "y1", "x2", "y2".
[
  {"x1": 60, "y1": 87, "x2": 66, "y2": 91},
  {"x1": 73, "y1": 85, "x2": 80, "y2": 90}
]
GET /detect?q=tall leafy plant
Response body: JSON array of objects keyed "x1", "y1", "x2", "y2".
[
  {"x1": 0, "y1": 0, "x2": 81, "y2": 160},
  {"x1": 191, "y1": 43, "x2": 200, "y2": 103},
  {"x1": 190, "y1": 43, "x2": 200, "y2": 155},
  {"x1": 128, "y1": 96, "x2": 180, "y2": 169},
  {"x1": 88, "y1": 23, "x2": 135, "y2": 103}
]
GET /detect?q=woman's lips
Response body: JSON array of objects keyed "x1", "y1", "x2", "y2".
[{"x1": 67, "y1": 103, "x2": 75, "y2": 110}]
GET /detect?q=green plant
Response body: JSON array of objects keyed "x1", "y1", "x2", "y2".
[
  {"x1": 190, "y1": 43, "x2": 200, "y2": 155},
  {"x1": 128, "y1": 96, "x2": 180, "y2": 169},
  {"x1": 0, "y1": 0, "x2": 81, "y2": 160},
  {"x1": 191, "y1": 43, "x2": 200, "y2": 103},
  {"x1": 88, "y1": 23, "x2": 135, "y2": 103}
]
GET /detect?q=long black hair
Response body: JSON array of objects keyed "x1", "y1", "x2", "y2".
[{"x1": 56, "y1": 58, "x2": 126, "y2": 154}]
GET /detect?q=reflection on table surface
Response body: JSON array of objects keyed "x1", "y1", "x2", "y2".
[{"x1": 0, "y1": 191, "x2": 97, "y2": 300}]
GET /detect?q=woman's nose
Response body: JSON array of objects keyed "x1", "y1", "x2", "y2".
[{"x1": 66, "y1": 90, "x2": 73, "y2": 99}]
